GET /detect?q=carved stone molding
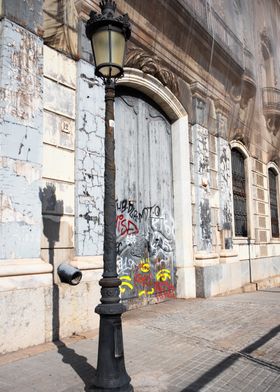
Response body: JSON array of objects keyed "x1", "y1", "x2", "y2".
[
  {"x1": 75, "y1": 0, "x2": 98, "y2": 20},
  {"x1": 267, "y1": 153, "x2": 280, "y2": 168},
  {"x1": 125, "y1": 47, "x2": 178, "y2": 95},
  {"x1": 215, "y1": 99, "x2": 231, "y2": 118},
  {"x1": 230, "y1": 129, "x2": 250, "y2": 149},
  {"x1": 260, "y1": 29, "x2": 273, "y2": 59},
  {"x1": 189, "y1": 82, "x2": 217, "y2": 131},
  {"x1": 230, "y1": 72, "x2": 256, "y2": 109},
  {"x1": 262, "y1": 87, "x2": 280, "y2": 135}
]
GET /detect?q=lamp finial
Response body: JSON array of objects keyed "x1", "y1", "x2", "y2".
[{"x1": 100, "y1": 0, "x2": 116, "y2": 17}]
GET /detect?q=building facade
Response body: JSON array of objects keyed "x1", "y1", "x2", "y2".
[{"x1": 1, "y1": 0, "x2": 280, "y2": 353}]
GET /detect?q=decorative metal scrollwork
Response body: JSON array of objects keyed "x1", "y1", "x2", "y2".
[{"x1": 231, "y1": 148, "x2": 247, "y2": 237}]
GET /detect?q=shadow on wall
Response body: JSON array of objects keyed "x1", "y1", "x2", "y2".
[
  {"x1": 39, "y1": 185, "x2": 93, "y2": 390},
  {"x1": 39, "y1": 183, "x2": 63, "y2": 341}
]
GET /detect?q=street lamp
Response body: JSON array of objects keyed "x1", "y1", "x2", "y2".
[{"x1": 86, "y1": 1, "x2": 132, "y2": 391}]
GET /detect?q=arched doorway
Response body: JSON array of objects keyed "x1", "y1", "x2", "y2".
[
  {"x1": 115, "y1": 87, "x2": 176, "y2": 306},
  {"x1": 115, "y1": 68, "x2": 196, "y2": 301}
]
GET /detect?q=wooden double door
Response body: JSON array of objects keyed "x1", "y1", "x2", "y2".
[{"x1": 115, "y1": 87, "x2": 176, "y2": 306}]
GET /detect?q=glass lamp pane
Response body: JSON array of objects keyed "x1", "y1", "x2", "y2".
[
  {"x1": 111, "y1": 31, "x2": 126, "y2": 68},
  {"x1": 99, "y1": 66, "x2": 111, "y2": 77},
  {"x1": 91, "y1": 30, "x2": 110, "y2": 67}
]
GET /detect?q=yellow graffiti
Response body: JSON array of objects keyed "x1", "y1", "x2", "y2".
[
  {"x1": 120, "y1": 275, "x2": 134, "y2": 293},
  {"x1": 138, "y1": 288, "x2": 155, "y2": 297},
  {"x1": 156, "y1": 269, "x2": 171, "y2": 282},
  {"x1": 140, "y1": 258, "x2": 150, "y2": 273}
]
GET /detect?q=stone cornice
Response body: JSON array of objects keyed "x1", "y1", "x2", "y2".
[
  {"x1": 75, "y1": 0, "x2": 99, "y2": 20},
  {"x1": 0, "y1": 259, "x2": 53, "y2": 277}
]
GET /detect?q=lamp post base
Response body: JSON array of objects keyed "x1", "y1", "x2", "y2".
[
  {"x1": 91, "y1": 385, "x2": 133, "y2": 392},
  {"x1": 90, "y1": 311, "x2": 133, "y2": 392}
]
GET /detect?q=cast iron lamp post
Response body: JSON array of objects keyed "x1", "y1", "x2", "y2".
[{"x1": 86, "y1": 1, "x2": 132, "y2": 391}]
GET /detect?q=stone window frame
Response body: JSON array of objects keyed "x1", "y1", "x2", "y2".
[
  {"x1": 267, "y1": 162, "x2": 280, "y2": 240},
  {"x1": 230, "y1": 141, "x2": 253, "y2": 242}
]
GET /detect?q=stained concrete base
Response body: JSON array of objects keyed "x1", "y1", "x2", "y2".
[
  {"x1": 195, "y1": 256, "x2": 280, "y2": 297},
  {"x1": 0, "y1": 268, "x2": 102, "y2": 354}
]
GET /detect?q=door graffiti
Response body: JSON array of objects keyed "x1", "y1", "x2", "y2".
[{"x1": 115, "y1": 88, "x2": 176, "y2": 305}]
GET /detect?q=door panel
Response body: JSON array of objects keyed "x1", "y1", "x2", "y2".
[{"x1": 115, "y1": 89, "x2": 175, "y2": 306}]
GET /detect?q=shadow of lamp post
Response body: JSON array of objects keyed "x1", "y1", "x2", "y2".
[{"x1": 86, "y1": 1, "x2": 133, "y2": 391}]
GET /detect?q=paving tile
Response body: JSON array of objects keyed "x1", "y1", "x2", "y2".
[{"x1": 0, "y1": 289, "x2": 280, "y2": 391}]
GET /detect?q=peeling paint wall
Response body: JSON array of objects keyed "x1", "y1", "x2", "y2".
[
  {"x1": 0, "y1": 19, "x2": 43, "y2": 259},
  {"x1": 192, "y1": 124, "x2": 212, "y2": 252},
  {"x1": 75, "y1": 60, "x2": 105, "y2": 256},
  {"x1": 0, "y1": 0, "x2": 43, "y2": 36},
  {"x1": 217, "y1": 129, "x2": 233, "y2": 248}
]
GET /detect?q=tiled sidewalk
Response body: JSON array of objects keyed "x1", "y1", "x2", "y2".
[{"x1": 0, "y1": 288, "x2": 279, "y2": 391}]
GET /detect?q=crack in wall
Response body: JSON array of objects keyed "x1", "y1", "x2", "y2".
[{"x1": 75, "y1": 62, "x2": 105, "y2": 256}]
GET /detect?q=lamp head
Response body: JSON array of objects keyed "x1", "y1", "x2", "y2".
[{"x1": 86, "y1": 1, "x2": 131, "y2": 82}]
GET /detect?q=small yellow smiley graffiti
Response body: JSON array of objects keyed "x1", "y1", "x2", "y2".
[
  {"x1": 140, "y1": 258, "x2": 151, "y2": 273},
  {"x1": 156, "y1": 269, "x2": 171, "y2": 282}
]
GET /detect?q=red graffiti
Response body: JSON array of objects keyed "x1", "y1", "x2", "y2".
[
  {"x1": 134, "y1": 272, "x2": 154, "y2": 286},
  {"x1": 155, "y1": 292, "x2": 176, "y2": 301},
  {"x1": 154, "y1": 281, "x2": 176, "y2": 298},
  {"x1": 116, "y1": 214, "x2": 139, "y2": 237}
]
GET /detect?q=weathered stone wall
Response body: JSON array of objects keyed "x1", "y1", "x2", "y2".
[
  {"x1": 0, "y1": 19, "x2": 43, "y2": 259},
  {"x1": 75, "y1": 60, "x2": 105, "y2": 256},
  {"x1": 1, "y1": 0, "x2": 280, "y2": 352},
  {"x1": 0, "y1": 1, "x2": 54, "y2": 354},
  {"x1": 41, "y1": 45, "x2": 76, "y2": 266}
]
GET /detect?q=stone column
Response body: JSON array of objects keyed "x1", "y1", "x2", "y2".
[{"x1": 172, "y1": 116, "x2": 196, "y2": 298}]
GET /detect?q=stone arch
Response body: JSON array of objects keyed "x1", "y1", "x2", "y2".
[
  {"x1": 116, "y1": 68, "x2": 196, "y2": 298},
  {"x1": 230, "y1": 140, "x2": 250, "y2": 159},
  {"x1": 268, "y1": 161, "x2": 279, "y2": 175},
  {"x1": 117, "y1": 68, "x2": 187, "y2": 121}
]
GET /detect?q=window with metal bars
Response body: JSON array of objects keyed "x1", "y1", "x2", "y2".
[
  {"x1": 231, "y1": 148, "x2": 247, "y2": 237},
  {"x1": 268, "y1": 168, "x2": 279, "y2": 238}
]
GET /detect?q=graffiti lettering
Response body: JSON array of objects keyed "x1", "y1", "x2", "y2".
[
  {"x1": 119, "y1": 261, "x2": 176, "y2": 298},
  {"x1": 116, "y1": 199, "x2": 161, "y2": 223},
  {"x1": 116, "y1": 199, "x2": 176, "y2": 303},
  {"x1": 117, "y1": 256, "x2": 137, "y2": 275},
  {"x1": 116, "y1": 214, "x2": 139, "y2": 237}
]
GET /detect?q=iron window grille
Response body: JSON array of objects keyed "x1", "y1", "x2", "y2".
[
  {"x1": 231, "y1": 148, "x2": 247, "y2": 237},
  {"x1": 268, "y1": 168, "x2": 279, "y2": 238}
]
